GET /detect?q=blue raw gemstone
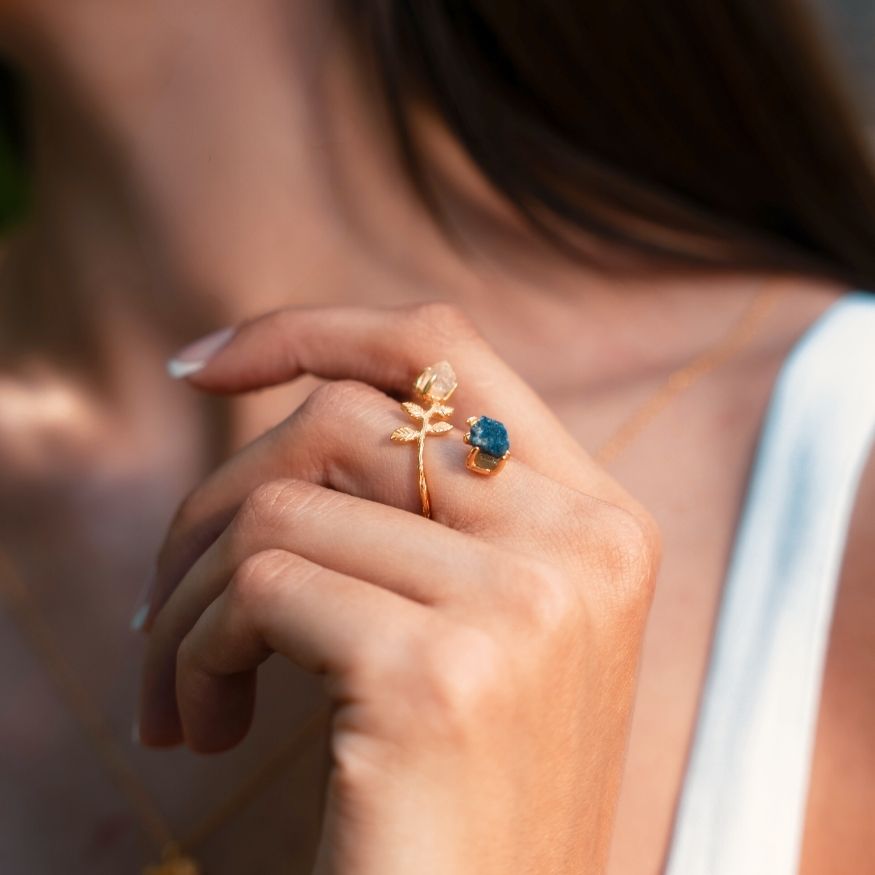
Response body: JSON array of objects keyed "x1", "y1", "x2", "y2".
[{"x1": 469, "y1": 416, "x2": 510, "y2": 457}]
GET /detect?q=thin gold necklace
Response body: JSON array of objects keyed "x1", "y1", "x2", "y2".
[
  {"x1": 594, "y1": 281, "x2": 783, "y2": 465},
  {"x1": 0, "y1": 549, "x2": 329, "y2": 875},
  {"x1": 0, "y1": 282, "x2": 781, "y2": 872}
]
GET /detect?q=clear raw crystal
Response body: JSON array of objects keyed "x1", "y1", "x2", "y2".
[{"x1": 415, "y1": 360, "x2": 458, "y2": 401}]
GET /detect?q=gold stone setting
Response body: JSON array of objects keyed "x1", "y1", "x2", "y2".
[
  {"x1": 413, "y1": 360, "x2": 458, "y2": 403},
  {"x1": 463, "y1": 415, "x2": 510, "y2": 476}
]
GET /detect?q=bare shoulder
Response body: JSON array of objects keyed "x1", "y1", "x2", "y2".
[{"x1": 800, "y1": 444, "x2": 875, "y2": 875}]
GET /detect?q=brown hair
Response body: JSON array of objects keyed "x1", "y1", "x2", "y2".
[
  {"x1": 0, "y1": 63, "x2": 27, "y2": 229},
  {"x1": 344, "y1": 0, "x2": 875, "y2": 287}
]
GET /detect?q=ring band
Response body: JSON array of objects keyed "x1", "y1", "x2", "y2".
[{"x1": 390, "y1": 361, "x2": 458, "y2": 518}]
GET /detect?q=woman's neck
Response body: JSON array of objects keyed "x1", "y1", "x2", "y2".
[{"x1": 1, "y1": 0, "x2": 840, "y2": 402}]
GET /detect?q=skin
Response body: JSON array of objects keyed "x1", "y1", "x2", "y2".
[
  {"x1": 0, "y1": 1, "x2": 872, "y2": 873},
  {"x1": 137, "y1": 304, "x2": 660, "y2": 874}
]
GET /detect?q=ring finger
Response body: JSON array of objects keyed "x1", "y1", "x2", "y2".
[
  {"x1": 140, "y1": 478, "x2": 546, "y2": 747},
  {"x1": 146, "y1": 376, "x2": 578, "y2": 627}
]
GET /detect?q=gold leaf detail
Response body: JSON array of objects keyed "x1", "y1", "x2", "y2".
[
  {"x1": 401, "y1": 401, "x2": 426, "y2": 420},
  {"x1": 428, "y1": 420, "x2": 453, "y2": 434},
  {"x1": 433, "y1": 404, "x2": 454, "y2": 417},
  {"x1": 391, "y1": 426, "x2": 420, "y2": 442}
]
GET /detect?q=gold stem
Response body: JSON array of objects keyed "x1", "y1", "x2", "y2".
[{"x1": 418, "y1": 410, "x2": 431, "y2": 518}]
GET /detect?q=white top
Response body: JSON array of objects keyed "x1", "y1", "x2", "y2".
[{"x1": 664, "y1": 292, "x2": 875, "y2": 874}]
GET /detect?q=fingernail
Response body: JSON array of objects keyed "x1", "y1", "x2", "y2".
[
  {"x1": 130, "y1": 570, "x2": 155, "y2": 632},
  {"x1": 167, "y1": 326, "x2": 235, "y2": 379},
  {"x1": 130, "y1": 603, "x2": 149, "y2": 632}
]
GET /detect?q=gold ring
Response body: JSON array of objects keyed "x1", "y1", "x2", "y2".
[{"x1": 390, "y1": 361, "x2": 457, "y2": 518}]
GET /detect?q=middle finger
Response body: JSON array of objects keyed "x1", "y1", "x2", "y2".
[
  {"x1": 139, "y1": 478, "x2": 547, "y2": 746},
  {"x1": 146, "y1": 376, "x2": 577, "y2": 627}
]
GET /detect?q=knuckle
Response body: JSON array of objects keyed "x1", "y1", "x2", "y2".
[
  {"x1": 278, "y1": 380, "x2": 388, "y2": 485},
  {"x1": 408, "y1": 625, "x2": 505, "y2": 736},
  {"x1": 511, "y1": 559, "x2": 582, "y2": 637},
  {"x1": 555, "y1": 492, "x2": 660, "y2": 618},
  {"x1": 295, "y1": 380, "x2": 389, "y2": 488},
  {"x1": 297, "y1": 381, "x2": 387, "y2": 480},
  {"x1": 228, "y1": 548, "x2": 297, "y2": 609},
  {"x1": 630, "y1": 502, "x2": 662, "y2": 568},
  {"x1": 236, "y1": 478, "x2": 316, "y2": 535},
  {"x1": 404, "y1": 301, "x2": 480, "y2": 348},
  {"x1": 328, "y1": 729, "x2": 391, "y2": 801},
  {"x1": 294, "y1": 378, "x2": 400, "y2": 495},
  {"x1": 598, "y1": 503, "x2": 661, "y2": 607},
  {"x1": 302, "y1": 379, "x2": 384, "y2": 422}
]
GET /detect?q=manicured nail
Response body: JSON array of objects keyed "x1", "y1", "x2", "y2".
[
  {"x1": 130, "y1": 570, "x2": 155, "y2": 632},
  {"x1": 167, "y1": 326, "x2": 235, "y2": 379}
]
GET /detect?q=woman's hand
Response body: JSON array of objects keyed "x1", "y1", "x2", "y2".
[{"x1": 137, "y1": 302, "x2": 660, "y2": 875}]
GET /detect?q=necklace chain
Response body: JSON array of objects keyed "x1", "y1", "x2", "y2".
[
  {"x1": 0, "y1": 281, "x2": 781, "y2": 871},
  {"x1": 594, "y1": 281, "x2": 783, "y2": 465},
  {"x1": 0, "y1": 549, "x2": 328, "y2": 873}
]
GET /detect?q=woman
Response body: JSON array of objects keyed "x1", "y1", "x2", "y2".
[{"x1": 0, "y1": 1, "x2": 873, "y2": 873}]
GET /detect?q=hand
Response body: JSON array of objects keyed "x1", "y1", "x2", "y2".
[{"x1": 137, "y1": 302, "x2": 660, "y2": 875}]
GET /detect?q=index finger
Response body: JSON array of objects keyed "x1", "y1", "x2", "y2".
[{"x1": 170, "y1": 301, "x2": 621, "y2": 496}]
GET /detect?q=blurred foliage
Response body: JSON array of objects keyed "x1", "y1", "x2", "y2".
[{"x1": 0, "y1": 61, "x2": 28, "y2": 232}]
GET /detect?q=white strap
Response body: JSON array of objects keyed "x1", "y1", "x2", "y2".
[{"x1": 664, "y1": 292, "x2": 875, "y2": 875}]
